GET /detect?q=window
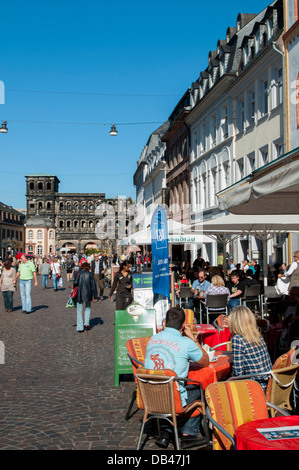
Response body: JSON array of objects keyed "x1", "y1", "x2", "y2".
[
  {"x1": 29, "y1": 182, "x2": 34, "y2": 190},
  {"x1": 250, "y1": 91, "x2": 255, "y2": 124},
  {"x1": 236, "y1": 158, "x2": 244, "y2": 180},
  {"x1": 37, "y1": 230, "x2": 42, "y2": 239},
  {"x1": 247, "y1": 153, "x2": 256, "y2": 173},
  {"x1": 47, "y1": 182, "x2": 51, "y2": 190},
  {"x1": 38, "y1": 182, "x2": 43, "y2": 190},
  {"x1": 277, "y1": 68, "x2": 283, "y2": 106},
  {"x1": 260, "y1": 148, "x2": 269, "y2": 166},
  {"x1": 46, "y1": 202, "x2": 51, "y2": 210},
  {"x1": 49, "y1": 231, "x2": 53, "y2": 239},
  {"x1": 263, "y1": 80, "x2": 269, "y2": 115},
  {"x1": 222, "y1": 106, "x2": 229, "y2": 138},
  {"x1": 239, "y1": 99, "x2": 245, "y2": 131},
  {"x1": 28, "y1": 245, "x2": 33, "y2": 253},
  {"x1": 28, "y1": 230, "x2": 33, "y2": 239},
  {"x1": 37, "y1": 245, "x2": 43, "y2": 256},
  {"x1": 211, "y1": 114, "x2": 217, "y2": 146}
]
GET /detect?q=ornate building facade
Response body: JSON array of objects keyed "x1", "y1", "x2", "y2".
[
  {"x1": 25, "y1": 174, "x2": 134, "y2": 255},
  {"x1": 0, "y1": 202, "x2": 25, "y2": 258}
]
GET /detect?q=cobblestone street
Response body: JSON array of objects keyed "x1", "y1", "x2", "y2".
[{"x1": 0, "y1": 270, "x2": 152, "y2": 451}]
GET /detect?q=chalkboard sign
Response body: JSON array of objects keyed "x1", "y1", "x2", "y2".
[{"x1": 114, "y1": 306, "x2": 156, "y2": 386}]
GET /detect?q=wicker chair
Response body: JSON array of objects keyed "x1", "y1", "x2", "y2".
[
  {"x1": 227, "y1": 348, "x2": 299, "y2": 417},
  {"x1": 135, "y1": 367, "x2": 209, "y2": 450},
  {"x1": 125, "y1": 337, "x2": 150, "y2": 421},
  {"x1": 205, "y1": 380, "x2": 290, "y2": 450}
]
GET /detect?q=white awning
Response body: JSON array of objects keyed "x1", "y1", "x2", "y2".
[
  {"x1": 217, "y1": 147, "x2": 299, "y2": 215},
  {"x1": 118, "y1": 219, "x2": 211, "y2": 246}
]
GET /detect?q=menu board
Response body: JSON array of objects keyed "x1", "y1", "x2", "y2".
[{"x1": 114, "y1": 306, "x2": 156, "y2": 386}]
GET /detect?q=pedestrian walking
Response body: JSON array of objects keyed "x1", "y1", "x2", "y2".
[
  {"x1": 90, "y1": 253, "x2": 105, "y2": 300},
  {"x1": 0, "y1": 260, "x2": 16, "y2": 312},
  {"x1": 40, "y1": 258, "x2": 51, "y2": 289},
  {"x1": 108, "y1": 260, "x2": 133, "y2": 310},
  {"x1": 73, "y1": 262, "x2": 98, "y2": 332},
  {"x1": 51, "y1": 257, "x2": 61, "y2": 291},
  {"x1": 15, "y1": 254, "x2": 38, "y2": 314},
  {"x1": 65, "y1": 255, "x2": 74, "y2": 282}
]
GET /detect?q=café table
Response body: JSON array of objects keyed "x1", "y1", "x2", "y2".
[
  {"x1": 235, "y1": 415, "x2": 299, "y2": 450},
  {"x1": 188, "y1": 350, "x2": 232, "y2": 390},
  {"x1": 196, "y1": 324, "x2": 217, "y2": 345}
]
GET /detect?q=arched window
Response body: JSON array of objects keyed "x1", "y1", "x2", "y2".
[
  {"x1": 37, "y1": 245, "x2": 43, "y2": 256},
  {"x1": 37, "y1": 230, "x2": 42, "y2": 239},
  {"x1": 38, "y1": 182, "x2": 43, "y2": 190},
  {"x1": 49, "y1": 231, "x2": 53, "y2": 239},
  {"x1": 28, "y1": 230, "x2": 33, "y2": 239}
]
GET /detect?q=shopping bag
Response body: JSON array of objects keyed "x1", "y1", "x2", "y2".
[{"x1": 66, "y1": 295, "x2": 76, "y2": 308}]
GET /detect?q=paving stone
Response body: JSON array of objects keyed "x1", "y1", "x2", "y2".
[{"x1": 0, "y1": 270, "x2": 208, "y2": 452}]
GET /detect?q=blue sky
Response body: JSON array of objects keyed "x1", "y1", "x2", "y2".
[{"x1": 0, "y1": 0, "x2": 271, "y2": 209}]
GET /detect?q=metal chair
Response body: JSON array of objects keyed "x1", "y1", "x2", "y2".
[
  {"x1": 178, "y1": 287, "x2": 192, "y2": 308},
  {"x1": 261, "y1": 286, "x2": 283, "y2": 318},
  {"x1": 205, "y1": 294, "x2": 228, "y2": 324},
  {"x1": 135, "y1": 367, "x2": 209, "y2": 450},
  {"x1": 241, "y1": 284, "x2": 261, "y2": 315},
  {"x1": 205, "y1": 380, "x2": 290, "y2": 450}
]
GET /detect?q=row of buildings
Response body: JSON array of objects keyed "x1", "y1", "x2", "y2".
[
  {"x1": 0, "y1": 174, "x2": 134, "y2": 258},
  {"x1": 133, "y1": 0, "x2": 299, "y2": 267}
]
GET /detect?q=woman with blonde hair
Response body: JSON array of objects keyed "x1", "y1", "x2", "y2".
[{"x1": 228, "y1": 306, "x2": 272, "y2": 390}]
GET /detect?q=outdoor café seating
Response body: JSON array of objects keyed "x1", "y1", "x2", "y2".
[
  {"x1": 178, "y1": 287, "x2": 192, "y2": 308},
  {"x1": 227, "y1": 347, "x2": 299, "y2": 417},
  {"x1": 205, "y1": 294, "x2": 228, "y2": 324},
  {"x1": 205, "y1": 379, "x2": 290, "y2": 450},
  {"x1": 126, "y1": 336, "x2": 150, "y2": 421},
  {"x1": 135, "y1": 367, "x2": 209, "y2": 450},
  {"x1": 240, "y1": 284, "x2": 262, "y2": 315}
]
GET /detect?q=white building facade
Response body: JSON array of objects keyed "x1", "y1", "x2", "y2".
[{"x1": 187, "y1": 1, "x2": 286, "y2": 266}]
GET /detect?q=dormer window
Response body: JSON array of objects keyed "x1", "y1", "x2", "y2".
[
  {"x1": 255, "y1": 31, "x2": 260, "y2": 54},
  {"x1": 266, "y1": 17, "x2": 273, "y2": 40}
]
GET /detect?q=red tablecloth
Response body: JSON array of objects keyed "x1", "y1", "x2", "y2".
[
  {"x1": 188, "y1": 351, "x2": 232, "y2": 390},
  {"x1": 235, "y1": 415, "x2": 299, "y2": 450},
  {"x1": 202, "y1": 327, "x2": 232, "y2": 350}
]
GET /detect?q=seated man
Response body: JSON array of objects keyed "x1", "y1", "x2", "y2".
[
  {"x1": 144, "y1": 307, "x2": 209, "y2": 450},
  {"x1": 186, "y1": 270, "x2": 211, "y2": 321},
  {"x1": 226, "y1": 270, "x2": 245, "y2": 310}
]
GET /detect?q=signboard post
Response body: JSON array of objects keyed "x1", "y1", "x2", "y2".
[{"x1": 114, "y1": 306, "x2": 156, "y2": 387}]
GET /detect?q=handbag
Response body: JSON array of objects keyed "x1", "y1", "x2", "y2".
[{"x1": 71, "y1": 287, "x2": 78, "y2": 298}]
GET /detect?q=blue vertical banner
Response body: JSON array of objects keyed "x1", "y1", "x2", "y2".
[{"x1": 151, "y1": 205, "x2": 170, "y2": 299}]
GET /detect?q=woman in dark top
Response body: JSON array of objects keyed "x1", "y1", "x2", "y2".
[
  {"x1": 73, "y1": 262, "x2": 98, "y2": 332},
  {"x1": 108, "y1": 260, "x2": 133, "y2": 310}
]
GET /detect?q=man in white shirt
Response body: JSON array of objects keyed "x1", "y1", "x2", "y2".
[{"x1": 279, "y1": 251, "x2": 299, "y2": 292}]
